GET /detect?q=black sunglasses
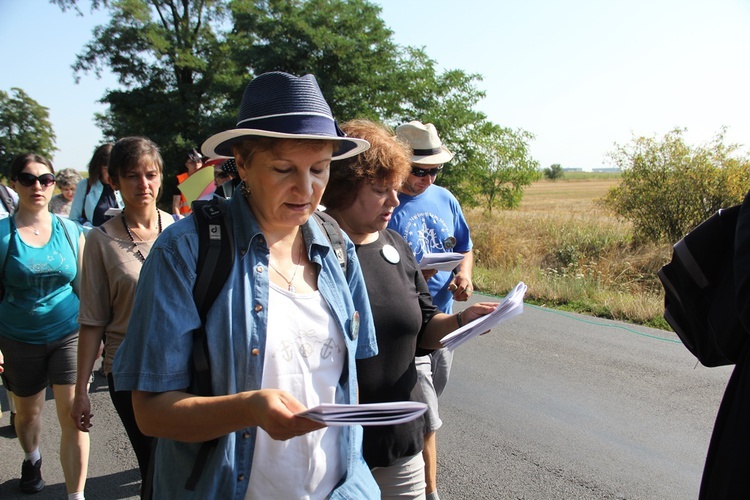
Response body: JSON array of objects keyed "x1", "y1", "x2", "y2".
[
  {"x1": 16, "y1": 172, "x2": 56, "y2": 188},
  {"x1": 214, "y1": 170, "x2": 231, "y2": 179},
  {"x1": 410, "y1": 166, "x2": 443, "y2": 178}
]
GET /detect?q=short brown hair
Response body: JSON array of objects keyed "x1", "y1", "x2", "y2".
[
  {"x1": 322, "y1": 120, "x2": 411, "y2": 211},
  {"x1": 107, "y1": 136, "x2": 164, "y2": 185}
]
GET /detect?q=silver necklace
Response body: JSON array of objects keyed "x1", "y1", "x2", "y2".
[
  {"x1": 16, "y1": 217, "x2": 44, "y2": 235},
  {"x1": 269, "y1": 242, "x2": 302, "y2": 292}
]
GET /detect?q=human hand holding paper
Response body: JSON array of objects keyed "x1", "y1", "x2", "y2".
[{"x1": 441, "y1": 281, "x2": 528, "y2": 351}]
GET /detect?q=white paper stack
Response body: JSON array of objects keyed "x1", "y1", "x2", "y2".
[
  {"x1": 440, "y1": 281, "x2": 528, "y2": 351},
  {"x1": 297, "y1": 401, "x2": 428, "y2": 427},
  {"x1": 418, "y1": 252, "x2": 465, "y2": 272}
]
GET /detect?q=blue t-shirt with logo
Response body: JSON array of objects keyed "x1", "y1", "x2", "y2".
[{"x1": 388, "y1": 184, "x2": 472, "y2": 313}]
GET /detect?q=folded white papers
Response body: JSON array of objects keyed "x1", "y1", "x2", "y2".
[
  {"x1": 104, "y1": 207, "x2": 122, "y2": 216},
  {"x1": 440, "y1": 281, "x2": 528, "y2": 351},
  {"x1": 297, "y1": 401, "x2": 428, "y2": 426},
  {"x1": 418, "y1": 252, "x2": 465, "y2": 272}
]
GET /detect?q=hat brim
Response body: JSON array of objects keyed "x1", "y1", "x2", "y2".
[
  {"x1": 202, "y1": 129, "x2": 370, "y2": 160},
  {"x1": 412, "y1": 147, "x2": 454, "y2": 165}
]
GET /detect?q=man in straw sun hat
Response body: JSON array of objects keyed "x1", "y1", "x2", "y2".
[
  {"x1": 113, "y1": 71, "x2": 380, "y2": 499},
  {"x1": 388, "y1": 120, "x2": 474, "y2": 500}
]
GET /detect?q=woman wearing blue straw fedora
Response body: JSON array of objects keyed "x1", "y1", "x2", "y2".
[{"x1": 113, "y1": 72, "x2": 380, "y2": 499}]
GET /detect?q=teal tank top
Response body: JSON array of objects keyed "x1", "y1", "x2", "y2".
[{"x1": 0, "y1": 216, "x2": 80, "y2": 343}]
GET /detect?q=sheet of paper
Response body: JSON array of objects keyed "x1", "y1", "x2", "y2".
[
  {"x1": 104, "y1": 207, "x2": 122, "y2": 216},
  {"x1": 440, "y1": 281, "x2": 528, "y2": 351},
  {"x1": 418, "y1": 252, "x2": 465, "y2": 272},
  {"x1": 297, "y1": 401, "x2": 427, "y2": 427}
]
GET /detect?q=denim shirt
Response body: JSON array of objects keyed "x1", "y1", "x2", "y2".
[{"x1": 113, "y1": 193, "x2": 380, "y2": 499}]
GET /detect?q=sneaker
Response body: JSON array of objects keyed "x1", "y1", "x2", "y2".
[{"x1": 19, "y1": 457, "x2": 44, "y2": 494}]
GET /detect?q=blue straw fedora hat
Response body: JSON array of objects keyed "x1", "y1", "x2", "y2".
[{"x1": 202, "y1": 72, "x2": 369, "y2": 160}]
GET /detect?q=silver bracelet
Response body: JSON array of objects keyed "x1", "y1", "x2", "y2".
[{"x1": 457, "y1": 310, "x2": 464, "y2": 327}]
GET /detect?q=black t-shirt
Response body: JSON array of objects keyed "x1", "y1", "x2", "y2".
[{"x1": 355, "y1": 229, "x2": 439, "y2": 467}]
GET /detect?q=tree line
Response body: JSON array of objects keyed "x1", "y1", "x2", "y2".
[
  {"x1": 3, "y1": 0, "x2": 748, "y2": 242},
  {"x1": 37, "y1": 0, "x2": 536, "y2": 212}
]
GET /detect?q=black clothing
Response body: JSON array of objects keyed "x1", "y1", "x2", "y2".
[
  {"x1": 355, "y1": 229, "x2": 439, "y2": 467},
  {"x1": 699, "y1": 190, "x2": 750, "y2": 498},
  {"x1": 92, "y1": 183, "x2": 117, "y2": 226}
]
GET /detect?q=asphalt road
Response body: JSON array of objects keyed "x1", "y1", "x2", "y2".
[{"x1": 0, "y1": 294, "x2": 733, "y2": 499}]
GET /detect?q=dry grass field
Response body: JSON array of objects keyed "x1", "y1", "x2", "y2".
[{"x1": 466, "y1": 176, "x2": 672, "y2": 329}]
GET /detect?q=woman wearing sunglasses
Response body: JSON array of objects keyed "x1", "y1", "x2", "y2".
[
  {"x1": 0, "y1": 153, "x2": 88, "y2": 497},
  {"x1": 323, "y1": 120, "x2": 497, "y2": 498}
]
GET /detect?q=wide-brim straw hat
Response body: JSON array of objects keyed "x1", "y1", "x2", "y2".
[
  {"x1": 396, "y1": 120, "x2": 454, "y2": 165},
  {"x1": 202, "y1": 72, "x2": 369, "y2": 160}
]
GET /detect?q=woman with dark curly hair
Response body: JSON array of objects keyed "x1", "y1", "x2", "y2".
[{"x1": 323, "y1": 120, "x2": 497, "y2": 499}]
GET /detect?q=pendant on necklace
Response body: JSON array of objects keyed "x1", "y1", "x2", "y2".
[
  {"x1": 33, "y1": 229, "x2": 39, "y2": 235},
  {"x1": 288, "y1": 284, "x2": 296, "y2": 293}
]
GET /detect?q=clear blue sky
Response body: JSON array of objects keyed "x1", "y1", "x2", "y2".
[{"x1": 1, "y1": 0, "x2": 749, "y2": 171}]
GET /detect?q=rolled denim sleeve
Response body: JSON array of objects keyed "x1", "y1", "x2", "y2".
[{"x1": 113, "y1": 222, "x2": 203, "y2": 393}]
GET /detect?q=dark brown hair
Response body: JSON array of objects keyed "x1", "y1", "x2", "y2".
[
  {"x1": 10, "y1": 153, "x2": 54, "y2": 181},
  {"x1": 107, "y1": 136, "x2": 164, "y2": 185},
  {"x1": 322, "y1": 120, "x2": 411, "y2": 211},
  {"x1": 87, "y1": 143, "x2": 113, "y2": 185}
]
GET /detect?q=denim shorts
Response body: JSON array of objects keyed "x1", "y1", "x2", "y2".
[{"x1": 0, "y1": 331, "x2": 79, "y2": 397}]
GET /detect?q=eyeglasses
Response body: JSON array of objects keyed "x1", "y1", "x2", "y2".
[
  {"x1": 214, "y1": 171, "x2": 230, "y2": 179},
  {"x1": 410, "y1": 166, "x2": 443, "y2": 178},
  {"x1": 16, "y1": 172, "x2": 56, "y2": 188}
]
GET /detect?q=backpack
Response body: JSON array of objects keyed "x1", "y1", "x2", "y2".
[
  {"x1": 657, "y1": 204, "x2": 749, "y2": 367},
  {"x1": 0, "y1": 184, "x2": 16, "y2": 216},
  {"x1": 178, "y1": 197, "x2": 348, "y2": 491}
]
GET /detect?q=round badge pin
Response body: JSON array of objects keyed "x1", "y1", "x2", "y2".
[
  {"x1": 444, "y1": 236, "x2": 457, "y2": 250},
  {"x1": 381, "y1": 244, "x2": 400, "y2": 264}
]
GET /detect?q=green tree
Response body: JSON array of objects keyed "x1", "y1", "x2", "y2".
[
  {"x1": 472, "y1": 123, "x2": 540, "y2": 212},
  {"x1": 54, "y1": 0, "x2": 244, "y2": 192},
  {"x1": 231, "y1": 0, "x2": 402, "y2": 121},
  {"x1": 544, "y1": 163, "x2": 564, "y2": 180},
  {"x1": 602, "y1": 128, "x2": 750, "y2": 243},
  {"x1": 0, "y1": 88, "x2": 57, "y2": 178},
  {"x1": 230, "y1": 1, "x2": 498, "y2": 204},
  {"x1": 56, "y1": 0, "x2": 539, "y2": 209}
]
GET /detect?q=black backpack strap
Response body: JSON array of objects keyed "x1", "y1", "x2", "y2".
[
  {"x1": 0, "y1": 217, "x2": 16, "y2": 300},
  {"x1": 313, "y1": 211, "x2": 348, "y2": 274},
  {"x1": 183, "y1": 197, "x2": 234, "y2": 491}
]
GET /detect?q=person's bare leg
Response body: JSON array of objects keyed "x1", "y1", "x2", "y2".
[
  {"x1": 423, "y1": 431, "x2": 437, "y2": 495},
  {"x1": 14, "y1": 389, "x2": 46, "y2": 453},
  {"x1": 53, "y1": 384, "x2": 89, "y2": 494}
]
